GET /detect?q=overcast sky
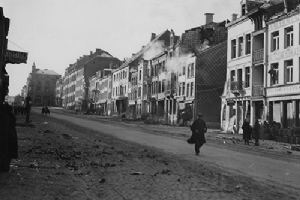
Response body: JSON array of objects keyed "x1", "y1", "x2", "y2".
[{"x1": 3, "y1": 0, "x2": 240, "y2": 96}]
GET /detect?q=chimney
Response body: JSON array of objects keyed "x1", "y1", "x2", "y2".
[
  {"x1": 150, "y1": 33, "x2": 156, "y2": 41},
  {"x1": 205, "y1": 13, "x2": 214, "y2": 24},
  {"x1": 283, "y1": 0, "x2": 288, "y2": 13},
  {"x1": 232, "y1": 13, "x2": 238, "y2": 22},
  {"x1": 32, "y1": 62, "x2": 36, "y2": 72}
]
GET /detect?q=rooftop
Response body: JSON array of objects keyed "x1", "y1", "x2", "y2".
[{"x1": 36, "y1": 69, "x2": 60, "y2": 76}]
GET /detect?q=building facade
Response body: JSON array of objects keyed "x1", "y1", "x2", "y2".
[
  {"x1": 26, "y1": 62, "x2": 61, "y2": 106},
  {"x1": 221, "y1": 0, "x2": 300, "y2": 134},
  {"x1": 55, "y1": 78, "x2": 63, "y2": 106},
  {"x1": 267, "y1": 3, "x2": 300, "y2": 129}
]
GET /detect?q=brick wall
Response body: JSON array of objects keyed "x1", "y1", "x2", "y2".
[{"x1": 195, "y1": 41, "x2": 227, "y2": 124}]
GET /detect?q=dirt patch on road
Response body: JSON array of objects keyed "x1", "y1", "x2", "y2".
[{"x1": 0, "y1": 113, "x2": 298, "y2": 200}]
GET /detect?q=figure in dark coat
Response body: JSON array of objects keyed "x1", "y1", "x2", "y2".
[
  {"x1": 0, "y1": 104, "x2": 18, "y2": 172},
  {"x1": 190, "y1": 114, "x2": 207, "y2": 155},
  {"x1": 24, "y1": 96, "x2": 32, "y2": 123},
  {"x1": 242, "y1": 119, "x2": 252, "y2": 145},
  {"x1": 253, "y1": 120, "x2": 260, "y2": 146}
]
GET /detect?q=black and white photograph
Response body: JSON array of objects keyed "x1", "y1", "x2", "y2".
[{"x1": 1, "y1": 0, "x2": 300, "y2": 199}]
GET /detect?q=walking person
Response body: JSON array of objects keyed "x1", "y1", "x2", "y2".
[
  {"x1": 24, "y1": 95, "x2": 32, "y2": 123},
  {"x1": 190, "y1": 113, "x2": 207, "y2": 155},
  {"x1": 242, "y1": 119, "x2": 252, "y2": 145},
  {"x1": 253, "y1": 119, "x2": 260, "y2": 146}
]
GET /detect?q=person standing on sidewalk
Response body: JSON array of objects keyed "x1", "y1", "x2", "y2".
[
  {"x1": 190, "y1": 113, "x2": 207, "y2": 155},
  {"x1": 253, "y1": 119, "x2": 260, "y2": 146},
  {"x1": 242, "y1": 119, "x2": 252, "y2": 145}
]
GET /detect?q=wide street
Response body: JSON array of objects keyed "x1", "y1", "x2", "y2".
[
  {"x1": 47, "y1": 109, "x2": 300, "y2": 187},
  {"x1": 1, "y1": 109, "x2": 300, "y2": 200}
]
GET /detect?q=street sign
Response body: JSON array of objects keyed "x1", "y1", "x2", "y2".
[{"x1": 5, "y1": 50, "x2": 28, "y2": 64}]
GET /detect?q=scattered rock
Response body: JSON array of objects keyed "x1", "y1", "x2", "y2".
[
  {"x1": 99, "y1": 178, "x2": 106, "y2": 183},
  {"x1": 130, "y1": 172, "x2": 144, "y2": 175},
  {"x1": 30, "y1": 160, "x2": 39, "y2": 168},
  {"x1": 62, "y1": 133, "x2": 72, "y2": 140},
  {"x1": 235, "y1": 184, "x2": 243, "y2": 190},
  {"x1": 43, "y1": 130, "x2": 53, "y2": 133},
  {"x1": 90, "y1": 161, "x2": 100, "y2": 167},
  {"x1": 161, "y1": 169, "x2": 171, "y2": 175},
  {"x1": 103, "y1": 163, "x2": 116, "y2": 168}
]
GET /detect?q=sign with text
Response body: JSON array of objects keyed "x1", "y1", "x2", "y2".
[{"x1": 5, "y1": 50, "x2": 28, "y2": 64}]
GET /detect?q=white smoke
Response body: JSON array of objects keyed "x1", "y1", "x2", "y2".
[
  {"x1": 143, "y1": 41, "x2": 165, "y2": 60},
  {"x1": 165, "y1": 53, "x2": 194, "y2": 73}
]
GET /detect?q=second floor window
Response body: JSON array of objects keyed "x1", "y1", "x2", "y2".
[
  {"x1": 186, "y1": 83, "x2": 190, "y2": 97},
  {"x1": 190, "y1": 82, "x2": 194, "y2": 96},
  {"x1": 191, "y1": 63, "x2": 194, "y2": 77},
  {"x1": 285, "y1": 59, "x2": 293, "y2": 83},
  {"x1": 269, "y1": 63, "x2": 279, "y2": 85},
  {"x1": 285, "y1": 26, "x2": 293, "y2": 48},
  {"x1": 271, "y1": 31, "x2": 279, "y2": 51},
  {"x1": 231, "y1": 39, "x2": 237, "y2": 59},
  {"x1": 245, "y1": 34, "x2": 251, "y2": 55},
  {"x1": 245, "y1": 67, "x2": 250, "y2": 88},
  {"x1": 183, "y1": 66, "x2": 186, "y2": 75},
  {"x1": 182, "y1": 82, "x2": 185, "y2": 96},
  {"x1": 230, "y1": 70, "x2": 236, "y2": 82},
  {"x1": 238, "y1": 36, "x2": 244, "y2": 57}
]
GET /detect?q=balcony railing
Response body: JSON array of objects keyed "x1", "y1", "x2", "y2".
[
  {"x1": 252, "y1": 85, "x2": 265, "y2": 97},
  {"x1": 230, "y1": 81, "x2": 244, "y2": 96},
  {"x1": 253, "y1": 49, "x2": 264, "y2": 64}
]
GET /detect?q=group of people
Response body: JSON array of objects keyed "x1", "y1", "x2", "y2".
[
  {"x1": 242, "y1": 119, "x2": 260, "y2": 146},
  {"x1": 41, "y1": 106, "x2": 50, "y2": 115},
  {"x1": 188, "y1": 114, "x2": 262, "y2": 156}
]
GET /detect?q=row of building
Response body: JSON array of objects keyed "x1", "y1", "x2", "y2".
[
  {"x1": 24, "y1": 0, "x2": 300, "y2": 135},
  {"x1": 54, "y1": 12, "x2": 228, "y2": 127}
]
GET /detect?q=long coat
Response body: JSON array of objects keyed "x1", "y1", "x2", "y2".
[
  {"x1": 0, "y1": 104, "x2": 18, "y2": 162},
  {"x1": 190, "y1": 118, "x2": 207, "y2": 144},
  {"x1": 242, "y1": 121, "x2": 252, "y2": 140}
]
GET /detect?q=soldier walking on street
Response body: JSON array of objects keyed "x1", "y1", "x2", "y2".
[{"x1": 190, "y1": 113, "x2": 207, "y2": 155}]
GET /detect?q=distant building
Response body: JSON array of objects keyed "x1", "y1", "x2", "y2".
[
  {"x1": 62, "y1": 49, "x2": 120, "y2": 111},
  {"x1": 26, "y1": 62, "x2": 61, "y2": 106},
  {"x1": 55, "y1": 78, "x2": 63, "y2": 106}
]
